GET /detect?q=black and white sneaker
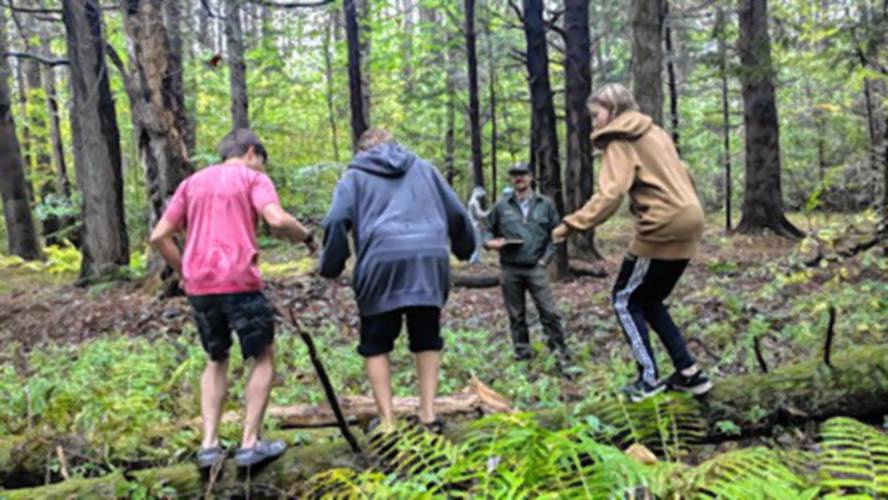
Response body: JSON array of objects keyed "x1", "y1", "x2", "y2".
[
  {"x1": 621, "y1": 379, "x2": 666, "y2": 403},
  {"x1": 664, "y1": 369, "x2": 712, "y2": 396}
]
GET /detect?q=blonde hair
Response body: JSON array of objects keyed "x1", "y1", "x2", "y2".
[
  {"x1": 587, "y1": 83, "x2": 639, "y2": 119},
  {"x1": 356, "y1": 128, "x2": 395, "y2": 152}
]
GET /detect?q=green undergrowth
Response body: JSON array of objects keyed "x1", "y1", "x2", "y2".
[{"x1": 301, "y1": 413, "x2": 888, "y2": 499}]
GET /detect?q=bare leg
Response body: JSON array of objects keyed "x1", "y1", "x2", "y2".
[
  {"x1": 241, "y1": 345, "x2": 275, "y2": 449},
  {"x1": 201, "y1": 359, "x2": 229, "y2": 449},
  {"x1": 366, "y1": 354, "x2": 395, "y2": 430},
  {"x1": 415, "y1": 351, "x2": 440, "y2": 424}
]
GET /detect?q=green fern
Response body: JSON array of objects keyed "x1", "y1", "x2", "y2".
[
  {"x1": 577, "y1": 383, "x2": 706, "y2": 460},
  {"x1": 819, "y1": 417, "x2": 888, "y2": 497},
  {"x1": 683, "y1": 447, "x2": 815, "y2": 499}
]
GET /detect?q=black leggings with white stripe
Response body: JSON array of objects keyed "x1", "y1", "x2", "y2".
[{"x1": 612, "y1": 254, "x2": 695, "y2": 386}]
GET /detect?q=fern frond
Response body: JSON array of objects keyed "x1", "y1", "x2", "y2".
[
  {"x1": 578, "y1": 384, "x2": 705, "y2": 459},
  {"x1": 684, "y1": 447, "x2": 813, "y2": 499},
  {"x1": 819, "y1": 417, "x2": 888, "y2": 497}
]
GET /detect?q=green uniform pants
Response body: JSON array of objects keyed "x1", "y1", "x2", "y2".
[{"x1": 500, "y1": 264, "x2": 568, "y2": 357}]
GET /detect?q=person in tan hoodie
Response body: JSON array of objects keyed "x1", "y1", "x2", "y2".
[{"x1": 552, "y1": 83, "x2": 711, "y2": 402}]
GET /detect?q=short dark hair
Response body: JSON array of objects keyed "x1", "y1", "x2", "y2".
[{"x1": 218, "y1": 128, "x2": 268, "y2": 162}]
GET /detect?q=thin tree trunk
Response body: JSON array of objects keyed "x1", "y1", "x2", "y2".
[
  {"x1": 198, "y1": 0, "x2": 211, "y2": 50},
  {"x1": 483, "y1": 3, "x2": 497, "y2": 196},
  {"x1": 323, "y1": 18, "x2": 341, "y2": 162},
  {"x1": 522, "y1": 0, "x2": 568, "y2": 277},
  {"x1": 0, "y1": 6, "x2": 41, "y2": 260},
  {"x1": 13, "y1": 59, "x2": 35, "y2": 204},
  {"x1": 224, "y1": 0, "x2": 249, "y2": 129},
  {"x1": 444, "y1": 25, "x2": 456, "y2": 186},
  {"x1": 164, "y1": 0, "x2": 195, "y2": 157},
  {"x1": 120, "y1": 0, "x2": 194, "y2": 291},
  {"x1": 63, "y1": 0, "x2": 130, "y2": 280},
  {"x1": 344, "y1": 0, "x2": 368, "y2": 150},
  {"x1": 358, "y1": 0, "x2": 371, "y2": 131},
  {"x1": 465, "y1": 0, "x2": 484, "y2": 189},
  {"x1": 40, "y1": 28, "x2": 70, "y2": 200},
  {"x1": 563, "y1": 0, "x2": 598, "y2": 258},
  {"x1": 401, "y1": 0, "x2": 414, "y2": 94},
  {"x1": 630, "y1": 0, "x2": 664, "y2": 125},
  {"x1": 735, "y1": 0, "x2": 802, "y2": 237},
  {"x1": 716, "y1": 6, "x2": 732, "y2": 231},
  {"x1": 663, "y1": 0, "x2": 680, "y2": 153}
]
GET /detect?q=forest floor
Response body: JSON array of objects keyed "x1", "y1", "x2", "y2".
[{"x1": 0, "y1": 211, "x2": 885, "y2": 494}]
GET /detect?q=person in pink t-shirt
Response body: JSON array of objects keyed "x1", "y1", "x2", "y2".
[{"x1": 150, "y1": 129, "x2": 316, "y2": 470}]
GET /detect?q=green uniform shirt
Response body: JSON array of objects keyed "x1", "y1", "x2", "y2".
[{"x1": 482, "y1": 191, "x2": 560, "y2": 267}]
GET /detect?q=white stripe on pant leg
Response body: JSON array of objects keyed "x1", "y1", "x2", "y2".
[{"x1": 614, "y1": 257, "x2": 657, "y2": 385}]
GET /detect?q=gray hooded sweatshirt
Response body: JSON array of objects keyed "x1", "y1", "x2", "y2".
[{"x1": 319, "y1": 143, "x2": 475, "y2": 316}]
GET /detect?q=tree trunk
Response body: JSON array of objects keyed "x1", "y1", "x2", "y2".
[
  {"x1": 563, "y1": 0, "x2": 599, "y2": 259},
  {"x1": 63, "y1": 0, "x2": 129, "y2": 280},
  {"x1": 444, "y1": 25, "x2": 456, "y2": 186},
  {"x1": 344, "y1": 0, "x2": 368, "y2": 150},
  {"x1": 483, "y1": 5, "x2": 498, "y2": 196},
  {"x1": 717, "y1": 6, "x2": 732, "y2": 231},
  {"x1": 357, "y1": 0, "x2": 372, "y2": 135},
  {"x1": 224, "y1": 0, "x2": 249, "y2": 129},
  {"x1": 164, "y1": 0, "x2": 195, "y2": 157},
  {"x1": 198, "y1": 0, "x2": 211, "y2": 50},
  {"x1": 121, "y1": 0, "x2": 194, "y2": 292},
  {"x1": 465, "y1": 0, "x2": 484, "y2": 190},
  {"x1": 630, "y1": 0, "x2": 663, "y2": 125},
  {"x1": 522, "y1": 0, "x2": 568, "y2": 277},
  {"x1": 735, "y1": 0, "x2": 803, "y2": 237},
  {"x1": 0, "y1": 7, "x2": 41, "y2": 261},
  {"x1": 323, "y1": 18, "x2": 341, "y2": 163},
  {"x1": 400, "y1": 0, "x2": 414, "y2": 94},
  {"x1": 663, "y1": 0, "x2": 680, "y2": 153},
  {"x1": 40, "y1": 35, "x2": 71, "y2": 200}
]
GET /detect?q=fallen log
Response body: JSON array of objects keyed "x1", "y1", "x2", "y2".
[
  {"x1": 3, "y1": 345, "x2": 886, "y2": 498},
  {"x1": 201, "y1": 376, "x2": 512, "y2": 429},
  {"x1": 700, "y1": 342, "x2": 888, "y2": 438}
]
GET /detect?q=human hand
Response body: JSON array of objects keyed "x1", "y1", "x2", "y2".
[
  {"x1": 551, "y1": 224, "x2": 570, "y2": 244},
  {"x1": 485, "y1": 238, "x2": 506, "y2": 251}
]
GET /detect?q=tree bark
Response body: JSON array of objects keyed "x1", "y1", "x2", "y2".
[
  {"x1": 716, "y1": 6, "x2": 732, "y2": 231},
  {"x1": 0, "y1": 6, "x2": 41, "y2": 261},
  {"x1": 663, "y1": 0, "x2": 680, "y2": 153},
  {"x1": 563, "y1": 0, "x2": 599, "y2": 258},
  {"x1": 39, "y1": 34, "x2": 70, "y2": 200},
  {"x1": 120, "y1": 0, "x2": 194, "y2": 291},
  {"x1": 735, "y1": 0, "x2": 803, "y2": 237},
  {"x1": 630, "y1": 0, "x2": 664, "y2": 125},
  {"x1": 63, "y1": 0, "x2": 129, "y2": 280},
  {"x1": 521, "y1": 0, "x2": 568, "y2": 277},
  {"x1": 483, "y1": 5, "x2": 498, "y2": 196},
  {"x1": 444, "y1": 25, "x2": 456, "y2": 186},
  {"x1": 344, "y1": 0, "x2": 368, "y2": 150},
  {"x1": 323, "y1": 17, "x2": 341, "y2": 162},
  {"x1": 224, "y1": 0, "x2": 249, "y2": 129},
  {"x1": 400, "y1": 0, "x2": 414, "y2": 94},
  {"x1": 164, "y1": 0, "x2": 195, "y2": 157},
  {"x1": 465, "y1": 0, "x2": 484, "y2": 190}
]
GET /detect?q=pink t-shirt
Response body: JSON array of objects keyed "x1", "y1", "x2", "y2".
[{"x1": 161, "y1": 163, "x2": 280, "y2": 296}]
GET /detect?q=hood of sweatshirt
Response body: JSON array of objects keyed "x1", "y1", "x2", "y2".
[
  {"x1": 589, "y1": 111, "x2": 654, "y2": 148},
  {"x1": 349, "y1": 142, "x2": 414, "y2": 178}
]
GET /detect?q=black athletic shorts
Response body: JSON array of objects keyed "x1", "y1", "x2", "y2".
[
  {"x1": 358, "y1": 306, "x2": 443, "y2": 357},
  {"x1": 188, "y1": 291, "x2": 275, "y2": 361}
]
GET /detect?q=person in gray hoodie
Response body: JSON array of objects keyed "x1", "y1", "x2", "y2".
[{"x1": 319, "y1": 129, "x2": 475, "y2": 432}]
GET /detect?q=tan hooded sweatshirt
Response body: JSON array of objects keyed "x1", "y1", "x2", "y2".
[{"x1": 558, "y1": 111, "x2": 704, "y2": 260}]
